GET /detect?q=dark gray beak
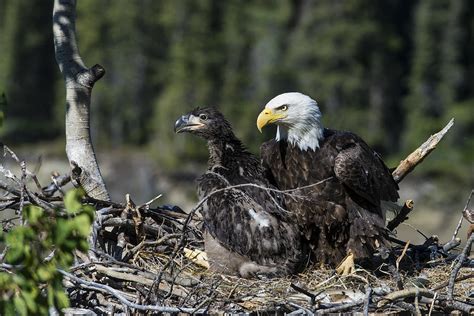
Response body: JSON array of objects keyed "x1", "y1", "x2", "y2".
[
  {"x1": 174, "y1": 114, "x2": 190, "y2": 133},
  {"x1": 174, "y1": 114, "x2": 204, "y2": 133}
]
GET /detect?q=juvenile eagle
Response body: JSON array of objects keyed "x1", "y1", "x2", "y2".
[
  {"x1": 175, "y1": 107, "x2": 308, "y2": 278},
  {"x1": 256, "y1": 92, "x2": 399, "y2": 273}
]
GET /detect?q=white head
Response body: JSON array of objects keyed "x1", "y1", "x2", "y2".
[{"x1": 257, "y1": 92, "x2": 324, "y2": 151}]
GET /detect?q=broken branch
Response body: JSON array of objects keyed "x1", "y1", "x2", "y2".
[{"x1": 392, "y1": 118, "x2": 454, "y2": 183}]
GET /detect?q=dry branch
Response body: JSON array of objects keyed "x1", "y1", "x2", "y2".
[
  {"x1": 376, "y1": 288, "x2": 435, "y2": 308},
  {"x1": 387, "y1": 199, "x2": 414, "y2": 231},
  {"x1": 392, "y1": 118, "x2": 454, "y2": 183},
  {"x1": 59, "y1": 269, "x2": 206, "y2": 313},
  {"x1": 447, "y1": 232, "x2": 474, "y2": 300}
]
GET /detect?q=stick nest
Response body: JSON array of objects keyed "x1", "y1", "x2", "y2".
[{"x1": 0, "y1": 144, "x2": 472, "y2": 315}]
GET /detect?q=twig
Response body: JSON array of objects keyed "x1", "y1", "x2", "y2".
[
  {"x1": 428, "y1": 292, "x2": 437, "y2": 316},
  {"x1": 414, "y1": 290, "x2": 421, "y2": 316},
  {"x1": 94, "y1": 264, "x2": 188, "y2": 297},
  {"x1": 138, "y1": 194, "x2": 163, "y2": 209},
  {"x1": 42, "y1": 172, "x2": 71, "y2": 197},
  {"x1": 396, "y1": 240, "x2": 410, "y2": 271},
  {"x1": 290, "y1": 283, "x2": 317, "y2": 305},
  {"x1": 363, "y1": 287, "x2": 371, "y2": 316},
  {"x1": 126, "y1": 233, "x2": 181, "y2": 262},
  {"x1": 447, "y1": 232, "x2": 474, "y2": 300},
  {"x1": 19, "y1": 160, "x2": 26, "y2": 225},
  {"x1": 316, "y1": 300, "x2": 364, "y2": 314},
  {"x1": 435, "y1": 295, "x2": 474, "y2": 313},
  {"x1": 442, "y1": 237, "x2": 461, "y2": 252},
  {"x1": 377, "y1": 288, "x2": 434, "y2": 308},
  {"x1": 196, "y1": 177, "x2": 334, "y2": 205},
  {"x1": 126, "y1": 194, "x2": 145, "y2": 242},
  {"x1": 452, "y1": 190, "x2": 473, "y2": 241},
  {"x1": 88, "y1": 207, "x2": 112, "y2": 261},
  {"x1": 387, "y1": 200, "x2": 414, "y2": 231},
  {"x1": 58, "y1": 269, "x2": 205, "y2": 313},
  {"x1": 392, "y1": 118, "x2": 454, "y2": 183},
  {"x1": 287, "y1": 302, "x2": 314, "y2": 315},
  {"x1": 388, "y1": 264, "x2": 404, "y2": 290},
  {"x1": 431, "y1": 273, "x2": 474, "y2": 291},
  {"x1": 145, "y1": 202, "x2": 199, "y2": 303}
]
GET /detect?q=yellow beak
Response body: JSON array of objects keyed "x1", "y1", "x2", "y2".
[{"x1": 256, "y1": 108, "x2": 285, "y2": 133}]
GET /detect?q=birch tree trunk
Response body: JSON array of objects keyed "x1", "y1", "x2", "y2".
[{"x1": 52, "y1": 0, "x2": 110, "y2": 201}]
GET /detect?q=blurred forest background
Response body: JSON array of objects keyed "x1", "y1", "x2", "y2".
[{"x1": 0, "y1": 0, "x2": 473, "y2": 242}]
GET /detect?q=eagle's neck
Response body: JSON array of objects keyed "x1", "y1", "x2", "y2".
[
  {"x1": 207, "y1": 134, "x2": 248, "y2": 168},
  {"x1": 276, "y1": 122, "x2": 324, "y2": 151}
]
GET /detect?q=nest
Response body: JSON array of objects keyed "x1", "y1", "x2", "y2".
[
  {"x1": 59, "y1": 199, "x2": 473, "y2": 315},
  {"x1": 1, "y1": 144, "x2": 473, "y2": 315}
]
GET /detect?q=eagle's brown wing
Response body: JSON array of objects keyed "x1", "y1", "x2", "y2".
[{"x1": 333, "y1": 133, "x2": 399, "y2": 216}]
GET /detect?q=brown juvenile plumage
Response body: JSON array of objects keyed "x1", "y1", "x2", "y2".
[{"x1": 175, "y1": 107, "x2": 308, "y2": 278}]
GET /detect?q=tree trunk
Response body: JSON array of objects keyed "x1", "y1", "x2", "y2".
[{"x1": 52, "y1": 0, "x2": 110, "y2": 201}]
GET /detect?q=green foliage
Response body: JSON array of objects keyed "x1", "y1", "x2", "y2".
[
  {"x1": 0, "y1": 189, "x2": 95, "y2": 315},
  {"x1": 0, "y1": 0, "x2": 58, "y2": 143}
]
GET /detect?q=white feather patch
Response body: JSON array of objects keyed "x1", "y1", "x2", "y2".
[{"x1": 248, "y1": 209, "x2": 270, "y2": 228}]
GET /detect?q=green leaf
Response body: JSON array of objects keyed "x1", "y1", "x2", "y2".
[
  {"x1": 23, "y1": 205, "x2": 44, "y2": 224},
  {"x1": 77, "y1": 239, "x2": 90, "y2": 252},
  {"x1": 82, "y1": 204, "x2": 96, "y2": 222},
  {"x1": 13, "y1": 296, "x2": 27, "y2": 316},
  {"x1": 0, "y1": 272, "x2": 13, "y2": 287},
  {"x1": 62, "y1": 240, "x2": 78, "y2": 252},
  {"x1": 54, "y1": 219, "x2": 71, "y2": 246},
  {"x1": 63, "y1": 188, "x2": 85, "y2": 214},
  {"x1": 55, "y1": 288, "x2": 70, "y2": 309},
  {"x1": 47, "y1": 284, "x2": 54, "y2": 309},
  {"x1": 3, "y1": 301, "x2": 16, "y2": 316},
  {"x1": 36, "y1": 265, "x2": 53, "y2": 282},
  {"x1": 5, "y1": 247, "x2": 23, "y2": 264},
  {"x1": 21, "y1": 289, "x2": 37, "y2": 313},
  {"x1": 73, "y1": 214, "x2": 92, "y2": 237},
  {"x1": 4, "y1": 228, "x2": 28, "y2": 264}
]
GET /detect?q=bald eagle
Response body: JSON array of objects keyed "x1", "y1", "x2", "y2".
[
  {"x1": 256, "y1": 92, "x2": 399, "y2": 273},
  {"x1": 175, "y1": 107, "x2": 308, "y2": 278}
]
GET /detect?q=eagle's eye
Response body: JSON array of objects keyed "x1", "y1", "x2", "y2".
[
  {"x1": 199, "y1": 114, "x2": 208, "y2": 120},
  {"x1": 277, "y1": 105, "x2": 288, "y2": 111}
]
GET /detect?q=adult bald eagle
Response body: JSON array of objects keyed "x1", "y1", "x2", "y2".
[
  {"x1": 175, "y1": 107, "x2": 308, "y2": 278},
  {"x1": 256, "y1": 92, "x2": 399, "y2": 273}
]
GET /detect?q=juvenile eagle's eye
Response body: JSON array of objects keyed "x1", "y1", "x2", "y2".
[
  {"x1": 199, "y1": 114, "x2": 208, "y2": 120},
  {"x1": 277, "y1": 105, "x2": 288, "y2": 111}
]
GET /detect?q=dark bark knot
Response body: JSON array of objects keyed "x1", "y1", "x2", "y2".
[{"x1": 75, "y1": 64, "x2": 106, "y2": 88}]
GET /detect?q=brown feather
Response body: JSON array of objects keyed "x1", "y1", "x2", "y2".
[
  {"x1": 261, "y1": 128, "x2": 399, "y2": 267},
  {"x1": 177, "y1": 108, "x2": 309, "y2": 277}
]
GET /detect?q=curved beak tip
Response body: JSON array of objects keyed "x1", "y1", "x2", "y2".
[
  {"x1": 174, "y1": 115, "x2": 188, "y2": 133},
  {"x1": 256, "y1": 109, "x2": 270, "y2": 133}
]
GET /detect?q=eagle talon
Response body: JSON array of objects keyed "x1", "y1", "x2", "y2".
[{"x1": 336, "y1": 253, "x2": 355, "y2": 275}]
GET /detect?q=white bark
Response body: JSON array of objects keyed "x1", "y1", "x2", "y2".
[{"x1": 53, "y1": 0, "x2": 110, "y2": 201}]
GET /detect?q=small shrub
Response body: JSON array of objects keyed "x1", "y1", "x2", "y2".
[{"x1": 0, "y1": 189, "x2": 94, "y2": 315}]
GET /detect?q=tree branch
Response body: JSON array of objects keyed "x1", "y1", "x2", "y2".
[
  {"x1": 387, "y1": 200, "x2": 414, "y2": 231},
  {"x1": 52, "y1": 0, "x2": 110, "y2": 201},
  {"x1": 392, "y1": 118, "x2": 454, "y2": 183},
  {"x1": 58, "y1": 269, "x2": 206, "y2": 313}
]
